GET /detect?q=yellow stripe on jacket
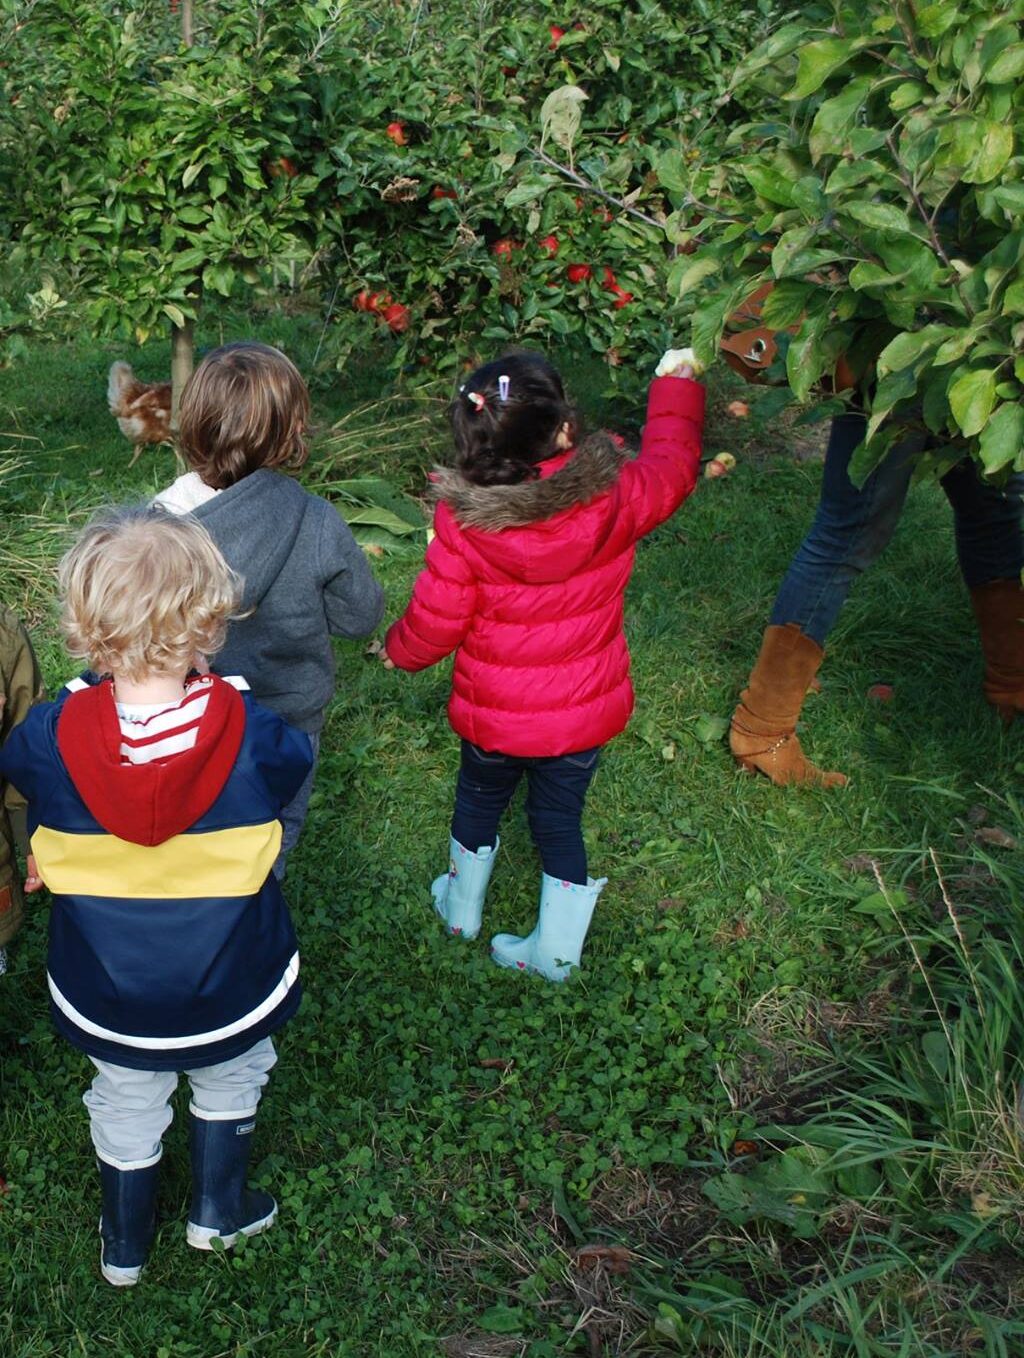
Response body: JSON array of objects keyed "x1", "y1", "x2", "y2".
[{"x1": 31, "y1": 822, "x2": 282, "y2": 899}]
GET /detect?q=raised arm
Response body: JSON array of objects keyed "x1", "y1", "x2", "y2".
[
  {"x1": 384, "y1": 506, "x2": 478, "y2": 671},
  {"x1": 615, "y1": 372, "x2": 706, "y2": 542}
]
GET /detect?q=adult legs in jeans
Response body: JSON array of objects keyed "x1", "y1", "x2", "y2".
[
  {"x1": 731, "y1": 414, "x2": 926, "y2": 786},
  {"x1": 944, "y1": 458, "x2": 1024, "y2": 719}
]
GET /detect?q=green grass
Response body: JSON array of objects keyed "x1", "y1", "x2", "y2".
[{"x1": 1, "y1": 307, "x2": 1023, "y2": 1356}]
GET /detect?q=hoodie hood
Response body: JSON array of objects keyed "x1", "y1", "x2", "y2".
[
  {"x1": 191, "y1": 470, "x2": 311, "y2": 609},
  {"x1": 56, "y1": 675, "x2": 245, "y2": 846}
]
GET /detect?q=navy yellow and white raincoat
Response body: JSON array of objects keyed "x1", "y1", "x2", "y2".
[{"x1": 0, "y1": 673, "x2": 313, "y2": 1070}]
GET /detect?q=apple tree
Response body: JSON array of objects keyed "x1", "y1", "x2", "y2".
[
  {"x1": 0, "y1": 0, "x2": 329, "y2": 411},
  {"x1": 657, "y1": 0, "x2": 1024, "y2": 481}
]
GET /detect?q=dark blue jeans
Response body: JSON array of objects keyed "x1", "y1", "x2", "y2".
[
  {"x1": 771, "y1": 413, "x2": 1024, "y2": 646},
  {"x1": 451, "y1": 741, "x2": 601, "y2": 885}
]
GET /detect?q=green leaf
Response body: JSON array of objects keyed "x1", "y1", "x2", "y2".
[
  {"x1": 741, "y1": 163, "x2": 795, "y2": 208},
  {"x1": 786, "y1": 312, "x2": 828, "y2": 402},
  {"x1": 964, "y1": 123, "x2": 1015, "y2": 186},
  {"x1": 808, "y1": 77, "x2": 872, "y2": 163},
  {"x1": 760, "y1": 281, "x2": 815, "y2": 328},
  {"x1": 948, "y1": 368, "x2": 998, "y2": 437},
  {"x1": 786, "y1": 39, "x2": 858, "y2": 100},
  {"x1": 731, "y1": 23, "x2": 808, "y2": 88},
  {"x1": 841, "y1": 202, "x2": 916, "y2": 235},
  {"x1": 993, "y1": 184, "x2": 1024, "y2": 214},
  {"x1": 916, "y1": 2, "x2": 960, "y2": 38},
  {"x1": 689, "y1": 714, "x2": 729, "y2": 746},
  {"x1": 181, "y1": 162, "x2": 203, "y2": 189},
  {"x1": 770, "y1": 226, "x2": 815, "y2": 278},
  {"x1": 848, "y1": 261, "x2": 907, "y2": 291},
  {"x1": 668, "y1": 256, "x2": 719, "y2": 299},
  {"x1": 889, "y1": 81, "x2": 929, "y2": 112},
  {"x1": 978, "y1": 402, "x2": 1024, "y2": 474},
  {"x1": 1003, "y1": 279, "x2": 1024, "y2": 316},
  {"x1": 986, "y1": 43, "x2": 1024, "y2": 84},
  {"x1": 162, "y1": 302, "x2": 187, "y2": 328},
  {"x1": 655, "y1": 149, "x2": 688, "y2": 194},
  {"x1": 478, "y1": 1304, "x2": 524, "y2": 1336},
  {"x1": 876, "y1": 325, "x2": 951, "y2": 377},
  {"x1": 503, "y1": 177, "x2": 556, "y2": 209}
]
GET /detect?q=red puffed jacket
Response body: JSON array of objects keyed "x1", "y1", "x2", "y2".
[{"x1": 385, "y1": 375, "x2": 705, "y2": 756}]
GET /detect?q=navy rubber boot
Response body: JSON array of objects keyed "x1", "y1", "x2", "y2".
[
  {"x1": 98, "y1": 1157, "x2": 160, "y2": 1286},
  {"x1": 186, "y1": 1111, "x2": 277, "y2": 1251}
]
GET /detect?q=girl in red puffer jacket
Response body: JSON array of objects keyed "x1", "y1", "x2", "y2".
[{"x1": 383, "y1": 349, "x2": 705, "y2": 980}]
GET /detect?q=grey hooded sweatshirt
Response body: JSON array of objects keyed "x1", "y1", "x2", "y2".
[{"x1": 184, "y1": 470, "x2": 384, "y2": 733}]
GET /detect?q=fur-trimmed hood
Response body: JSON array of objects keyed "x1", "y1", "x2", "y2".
[{"x1": 430, "y1": 432, "x2": 628, "y2": 532}]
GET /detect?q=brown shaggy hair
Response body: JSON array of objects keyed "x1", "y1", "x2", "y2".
[{"x1": 178, "y1": 341, "x2": 310, "y2": 489}]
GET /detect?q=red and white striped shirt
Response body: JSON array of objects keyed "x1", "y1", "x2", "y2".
[{"x1": 116, "y1": 677, "x2": 213, "y2": 765}]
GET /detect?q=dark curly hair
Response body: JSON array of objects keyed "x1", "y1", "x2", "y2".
[{"x1": 449, "y1": 352, "x2": 579, "y2": 487}]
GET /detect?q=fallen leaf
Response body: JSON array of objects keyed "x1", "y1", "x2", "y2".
[
  {"x1": 975, "y1": 826, "x2": 1017, "y2": 850},
  {"x1": 731, "y1": 1139, "x2": 759, "y2": 1158},
  {"x1": 966, "y1": 805, "x2": 989, "y2": 826},
  {"x1": 479, "y1": 1057, "x2": 514, "y2": 1071},
  {"x1": 573, "y1": 1244, "x2": 633, "y2": 1275},
  {"x1": 364, "y1": 639, "x2": 384, "y2": 657},
  {"x1": 364, "y1": 543, "x2": 384, "y2": 557},
  {"x1": 660, "y1": 741, "x2": 676, "y2": 762},
  {"x1": 726, "y1": 399, "x2": 750, "y2": 418},
  {"x1": 657, "y1": 897, "x2": 685, "y2": 912}
]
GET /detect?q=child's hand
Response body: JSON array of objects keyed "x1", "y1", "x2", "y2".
[
  {"x1": 24, "y1": 855, "x2": 43, "y2": 894},
  {"x1": 656, "y1": 347, "x2": 704, "y2": 379},
  {"x1": 365, "y1": 639, "x2": 396, "y2": 670}
]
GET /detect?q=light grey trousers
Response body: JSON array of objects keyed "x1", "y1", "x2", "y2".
[{"x1": 83, "y1": 1038, "x2": 277, "y2": 1169}]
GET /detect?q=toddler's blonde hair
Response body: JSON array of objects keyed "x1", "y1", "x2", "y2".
[{"x1": 60, "y1": 506, "x2": 242, "y2": 683}]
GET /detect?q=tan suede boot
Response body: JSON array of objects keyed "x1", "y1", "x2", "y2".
[
  {"x1": 970, "y1": 579, "x2": 1024, "y2": 723},
  {"x1": 730, "y1": 624, "x2": 848, "y2": 788}
]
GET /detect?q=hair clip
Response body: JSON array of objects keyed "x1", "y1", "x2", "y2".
[
  {"x1": 466, "y1": 391, "x2": 486, "y2": 413},
  {"x1": 498, "y1": 374, "x2": 510, "y2": 403}
]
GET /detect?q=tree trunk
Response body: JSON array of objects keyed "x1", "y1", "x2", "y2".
[
  {"x1": 182, "y1": 0, "x2": 194, "y2": 47},
  {"x1": 170, "y1": 320, "x2": 194, "y2": 433}
]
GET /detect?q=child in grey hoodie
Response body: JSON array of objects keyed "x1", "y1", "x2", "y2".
[{"x1": 155, "y1": 342, "x2": 384, "y2": 873}]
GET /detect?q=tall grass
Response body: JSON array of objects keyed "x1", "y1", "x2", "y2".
[{"x1": 641, "y1": 801, "x2": 1024, "y2": 1357}]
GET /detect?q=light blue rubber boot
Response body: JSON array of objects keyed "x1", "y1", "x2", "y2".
[
  {"x1": 431, "y1": 836, "x2": 499, "y2": 939},
  {"x1": 490, "y1": 873, "x2": 606, "y2": 981}
]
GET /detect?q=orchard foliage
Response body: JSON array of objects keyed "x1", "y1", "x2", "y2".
[
  {"x1": 0, "y1": 0, "x2": 319, "y2": 346},
  {"x1": 0, "y1": 0, "x2": 782, "y2": 384},
  {"x1": 672, "y1": 0, "x2": 1024, "y2": 481}
]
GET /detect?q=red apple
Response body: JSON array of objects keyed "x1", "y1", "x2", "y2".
[
  {"x1": 382, "y1": 302, "x2": 410, "y2": 333},
  {"x1": 549, "y1": 24, "x2": 566, "y2": 47},
  {"x1": 867, "y1": 683, "x2": 894, "y2": 703},
  {"x1": 386, "y1": 121, "x2": 407, "y2": 146},
  {"x1": 539, "y1": 234, "x2": 560, "y2": 255},
  {"x1": 613, "y1": 291, "x2": 633, "y2": 309},
  {"x1": 492, "y1": 238, "x2": 520, "y2": 257},
  {"x1": 567, "y1": 263, "x2": 592, "y2": 283},
  {"x1": 431, "y1": 186, "x2": 457, "y2": 200}
]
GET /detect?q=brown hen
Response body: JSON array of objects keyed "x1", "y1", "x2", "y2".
[{"x1": 107, "y1": 362, "x2": 173, "y2": 466}]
